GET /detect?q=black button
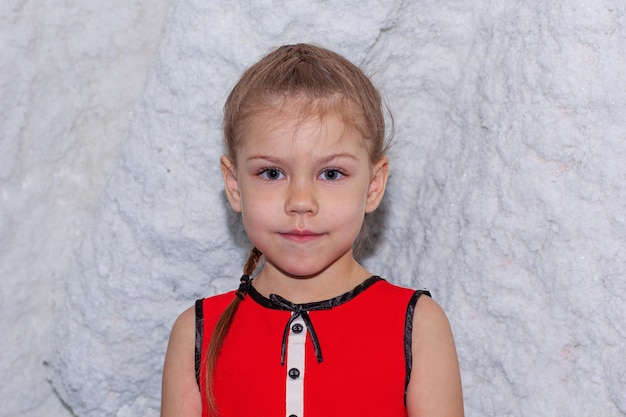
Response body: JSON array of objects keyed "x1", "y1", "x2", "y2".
[
  {"x1": 291, "y1": 323, "x2": 304, "y2": 333},
  {"x1": 288, "y1": 368, "x2": 300, "y2": 379},
  {"x1": 289, "y1": 415, "x2": 298, "y2": 417}
]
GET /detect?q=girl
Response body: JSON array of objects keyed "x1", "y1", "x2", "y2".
[{"x1": 161, "y1": 43, "x2": 463, "y2": 417}]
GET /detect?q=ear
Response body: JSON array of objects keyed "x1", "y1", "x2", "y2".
[
  {"x1": 221, "y1": 155, "x2": 242, "y2": 212},
  {"x1": 365, "y1": 157, "x2": 389, "y2": 213}
]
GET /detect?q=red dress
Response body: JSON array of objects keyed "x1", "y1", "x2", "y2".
[{"x1": 195, "y1": 276, "x2": 429, "y2": 417}]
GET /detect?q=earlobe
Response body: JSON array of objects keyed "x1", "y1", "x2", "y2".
[
  {"x1": 365, "y1": 157, "x2": 389, "y2": 213},
  {"x1": 221, "y1": 155, "x2": 242, "y2": 212}
]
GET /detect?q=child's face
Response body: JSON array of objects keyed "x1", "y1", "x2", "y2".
[{"x1": 221, "y1": 107, "x2": 388, "y2": 279}]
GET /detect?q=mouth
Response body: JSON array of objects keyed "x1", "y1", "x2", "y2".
[{"x1": 278, "y1": 229, "x2": 325, "y2": 243}]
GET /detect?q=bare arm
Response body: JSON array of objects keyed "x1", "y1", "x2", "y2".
[
  {"x1": 161, "y1": 306, "x2": 202, "y2": 417},
  {"x1": 406, "y1": 296, "x2": 464, "y2": 417}
]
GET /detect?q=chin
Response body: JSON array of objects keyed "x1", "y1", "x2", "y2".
[{"x1": 273, "y1": 261, "x2": 328, "y2": 279}]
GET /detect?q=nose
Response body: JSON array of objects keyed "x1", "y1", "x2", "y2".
[{"x1": 285, "y1": 178, "x2": 318, "y2": 215}]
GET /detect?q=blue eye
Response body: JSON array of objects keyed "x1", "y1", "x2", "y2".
[
  {"x1": 260, "y1": 168, "x2": 284, "y2": 181},
  {"x1": 320, "y1": 169, "x2": 344, "y2": 181}
]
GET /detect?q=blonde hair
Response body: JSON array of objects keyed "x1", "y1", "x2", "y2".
[
  {"x1": 205, "y1": 43, "x2": 389, "y2": 415},
  {"x1": 224, "y1": 43, "x2": 389, "y2": 163}
]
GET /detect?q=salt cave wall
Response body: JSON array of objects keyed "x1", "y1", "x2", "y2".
[
  {"x1": 1, "y1": 1, "x2": 624, "y2": 416},
  {"x1": 0, "y1": 1, "x2": 171, "y2": 416}
]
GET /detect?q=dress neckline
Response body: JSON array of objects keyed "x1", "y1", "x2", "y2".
[{"x1": 247, "y1": 275, "x2": 383, "y2": 311}]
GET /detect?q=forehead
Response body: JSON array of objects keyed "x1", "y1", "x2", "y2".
[
  {"x1": 238, "y1": 96, "x2": 369, "y2": 151},
  {"x1": 241, "y1": 108, "x2": 367, "y2": 157}
]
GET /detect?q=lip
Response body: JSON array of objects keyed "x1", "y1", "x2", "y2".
[{"x1": 278, "y1": 229, "x2": 324, "y2": 243}]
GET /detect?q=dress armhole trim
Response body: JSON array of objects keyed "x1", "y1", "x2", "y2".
[
  {"x1": 404, "y1": 290, "x2": 431, "y2": 403},
  {"x1": 194, "y1": 299, "x2": 204, "y2": 388}
]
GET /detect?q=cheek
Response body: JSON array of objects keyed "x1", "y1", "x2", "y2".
[
  {"x1": 329, "y1": 193, "x2": 367, "y2": 222},
  {"x1": 240, "y1": 186, "x2": 278, "y2": 211},
  {"x1": 240, "y1": 208, "x2": 262, "y2": 243},
  {"x1": 239, "y1": 190, "x2": 278, "y2": 228}
]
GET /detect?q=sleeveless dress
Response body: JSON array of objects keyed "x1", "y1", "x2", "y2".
[{"x1": 195, "y1": 276, "x2": 430, "y2": 417}]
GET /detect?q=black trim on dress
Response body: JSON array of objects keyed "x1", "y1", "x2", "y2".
[
  {"x1": 404, "y1": 290, "x2": 432, "y2": 403},
  {"x1": 247, "y1": 275, "x2": 383, "y2": 310},
  {"x1": 194, "y1": 299, "x2": 204, "y2": 387}
]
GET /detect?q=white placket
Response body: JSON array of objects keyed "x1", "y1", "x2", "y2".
[{"x1": 285, "y1": 314, "x2": 307, "y2": 417}]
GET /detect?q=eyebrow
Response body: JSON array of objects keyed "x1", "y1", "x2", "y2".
[{"x1": 246, "y1": 153, "x2": 359, "y2": 164}]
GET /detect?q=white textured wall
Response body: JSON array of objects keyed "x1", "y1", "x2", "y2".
[
  {"x1": 1, "y1": 1, "x2": 625, "y2": 416},
  {"x1": 0, "y1": 1, "x2": 170, "y2": 416}
]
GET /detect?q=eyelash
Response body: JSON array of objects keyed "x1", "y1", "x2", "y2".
[
  {"x1": 319, "y1": 168, "x2": 345, "y2": 181},
  {"x1": 258, "y1": 167, "x2": 285, "y2": 181}
]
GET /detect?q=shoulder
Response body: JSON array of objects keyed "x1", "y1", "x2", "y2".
[
  {"x1": 163, "y1": 305, "x2": 197, "y2": 362},
  {"x1": 412, "y1": 294, "x2": 449, "y2": 333},
  {"x1": 407, "y1": 296, "x2": 464, "y2": 417},
  {"x1": 172, "y1": 305, "x2": 197, "y2": 339},
  {"x1": 161, "y1": 305, "x2": 202, "y2": 417}
]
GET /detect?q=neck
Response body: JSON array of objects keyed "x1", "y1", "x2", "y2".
[{"x1": 252, "y1": 258, "x2": 371, "y2": 304}]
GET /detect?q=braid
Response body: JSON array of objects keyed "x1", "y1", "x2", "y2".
[
  {"x1": 205, "y1": 247, "x2": 263, "y2": 415},
  {"x1": 243, "y1": 246, "x2": 262, "y2": 276}
]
